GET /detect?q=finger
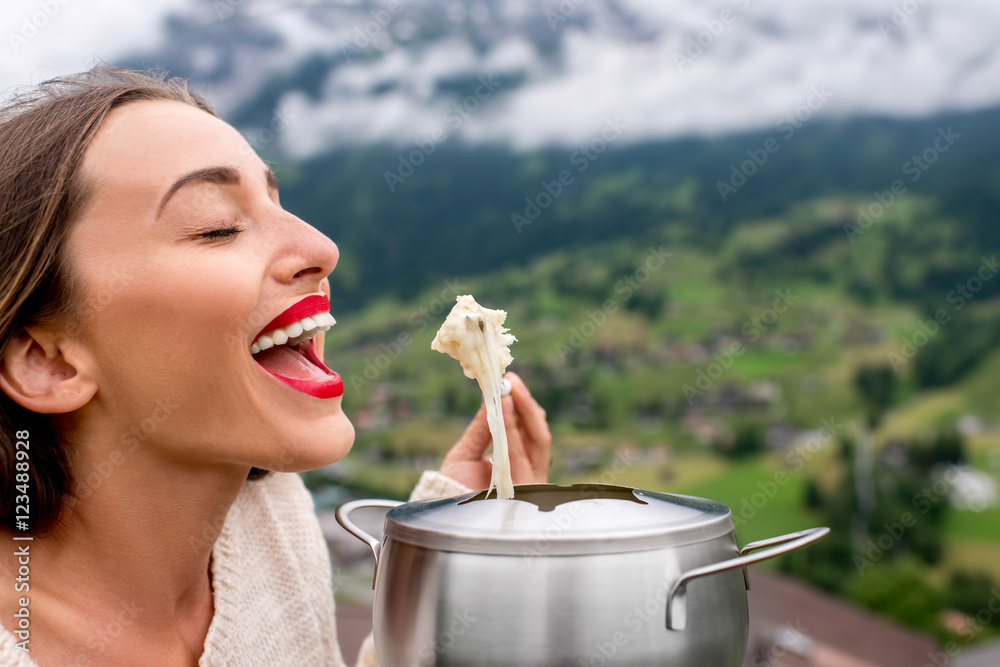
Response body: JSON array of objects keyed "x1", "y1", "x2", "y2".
[
  {"x1": 442, "y1": 403, "x2": 491, "y2": 464},
  {"x1": 502, "y1": 395, "x2": 534, "y2": 482},
  {"x1": 518, "y1": 419, "x2": 550, "y2": 478},
  {"x1": 506, "y1": 372, "x2": 551, "y2": 466},
  {"x1": 506, "y1": 372, "x2": 549, "y2": 443}
]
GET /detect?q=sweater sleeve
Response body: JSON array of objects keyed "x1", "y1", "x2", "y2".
[
  {"x1": 352, "y1": 471, "x2": 473, "y2": 667},
  {"x1": 408, "y1": 470, "x2": 475, "y2": 502}
]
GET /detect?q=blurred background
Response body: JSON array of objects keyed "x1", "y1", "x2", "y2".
[{"x1": 5, "y1": 0, "x2": 999, "y2": 664}]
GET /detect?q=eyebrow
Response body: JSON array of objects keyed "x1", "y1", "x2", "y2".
[{"x1": 156, "y1": 165, "x2": 279, "y2": 219}]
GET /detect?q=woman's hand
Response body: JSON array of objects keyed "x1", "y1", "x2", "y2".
[{"x1": 439, "y1": 372, "x2": 551, "y2": 490}]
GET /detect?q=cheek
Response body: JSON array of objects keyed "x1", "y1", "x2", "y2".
[
  {"x1": 69, "y1": 215, "x2": 264, "y2": 355},
  {"x1": 69, "y1": 237, "x2": 352, "y2": 466},
  {"x1": 82, "y1": 252, "x2": 262, "y2": 408}
]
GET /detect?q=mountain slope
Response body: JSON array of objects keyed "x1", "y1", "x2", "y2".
[
  {"x1": 119, "y1": 0, "x2": 1000, "y2": 155},
  {"x1": 274, "y1": 105, "x2": 1000, "y2": 311}
]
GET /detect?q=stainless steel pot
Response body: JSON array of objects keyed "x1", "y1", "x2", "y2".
[{"x1": 337, "y1": 483, "x2": 828, "y2": 667}]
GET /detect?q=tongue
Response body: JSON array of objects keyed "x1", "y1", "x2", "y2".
[{"x1": 254, "y1": 345, "x2": 330, "y2": 381}]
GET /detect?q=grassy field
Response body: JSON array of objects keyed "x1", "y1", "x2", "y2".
[
  {"x1": 933, "y1": 537, "x2": 1000, "y2": 584},
  {"x1": 666, "y1": 457, "x2": 820, "y2": 545},
  {"x1": 944, "y1": 506, "x2": 1000, "y2": 543},
  {"x1": 555, "y1": 451, "x2": 820, "y2": 545},
  {"x1": 555, "y1": 446, "x2": 1000, "y2": 576},
  {"x1": 319, "y1": 212, "x2": 1000, "y2": 632}
]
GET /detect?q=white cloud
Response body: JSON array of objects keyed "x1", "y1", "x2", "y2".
[
  {"x1": 4, "y1": 0, "x2": 1000, "y2": 155},
  {"x1": 0, "y1": 0, "x2": 189, "y2": 94},
  {"x1": 268, "y1": 0, "x2": 1000, "y2": 155}
]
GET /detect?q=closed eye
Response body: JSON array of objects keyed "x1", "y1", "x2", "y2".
[{"x1": 201, "y1": 226, "x2": 245, "y2": 240}]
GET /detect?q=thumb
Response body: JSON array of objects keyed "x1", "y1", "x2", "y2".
[{"x1": 443, "y1": 403, "x2": 491, "y2": 464}]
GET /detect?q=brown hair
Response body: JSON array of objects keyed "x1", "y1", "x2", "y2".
[{"x1": 0, "y1": 67, "x2": 226, "y2": 534}]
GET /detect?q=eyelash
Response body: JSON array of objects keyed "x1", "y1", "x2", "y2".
[{"x1": 200, "y1": 225, "x2": 245, "y2": 240}]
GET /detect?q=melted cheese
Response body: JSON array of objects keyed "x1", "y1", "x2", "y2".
[{"x1": 431, "y1": 295, "x2": 517, "y2": 499}]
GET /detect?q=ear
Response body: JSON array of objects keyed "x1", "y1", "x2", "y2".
[{"x1": 0, "y1": 325, "x2": 98, "y2": 414}]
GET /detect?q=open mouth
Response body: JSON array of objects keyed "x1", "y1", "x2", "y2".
[{"x1": 251, "y1": 294, "x2": 343, "y2": 399}]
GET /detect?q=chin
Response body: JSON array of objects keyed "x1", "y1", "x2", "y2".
[{"x1": 260, "y1": 407, "x2": 356, "y2": 473}]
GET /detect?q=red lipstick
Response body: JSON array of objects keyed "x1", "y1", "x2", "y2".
[
  {"x1": 260, "y1": 340, "x2": 344, "y2": 399},
  {"x1": 255, "y1": 294, "x2": 330, "y2": 343},
  {"x1": 254, "y1": 294, "x2": 343, "y2": 399}
]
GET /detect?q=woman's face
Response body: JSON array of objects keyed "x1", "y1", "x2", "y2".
[{"x1": 64, "y1": 99, "x2": 353, "y2": 471}]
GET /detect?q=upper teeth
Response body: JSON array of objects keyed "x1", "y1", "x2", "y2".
[{"x1": 251, "y1": 312, "x2": 336, "y2": 355}]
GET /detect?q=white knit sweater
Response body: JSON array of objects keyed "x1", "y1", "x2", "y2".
[{"x1": 0, "y1": 470, "x2": 472, "y2": 666}]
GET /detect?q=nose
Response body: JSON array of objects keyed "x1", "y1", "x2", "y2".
[{"x1": 271, "y1": 212, "x2": 340, "y2": 286}]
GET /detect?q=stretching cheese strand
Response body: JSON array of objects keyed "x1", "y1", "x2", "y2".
[{"x1": 431, "y1": 295, "x2": 517, "y2": 499}]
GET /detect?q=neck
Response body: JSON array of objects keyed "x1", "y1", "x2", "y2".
[{"x1": 31, "y1": 424, "x2": 250, "y2": 638}]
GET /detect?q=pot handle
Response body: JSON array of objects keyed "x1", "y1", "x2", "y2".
[
  {"x1": 666, "y1": 527, "x2": 829, "y2": 631},
  {"x1": 335, "y1": 499, "x2": 404, "y2": 568}
]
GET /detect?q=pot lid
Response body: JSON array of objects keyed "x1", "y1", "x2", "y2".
[{"x1": 383, "y1": 483, "x2": 734, "y2": 556}]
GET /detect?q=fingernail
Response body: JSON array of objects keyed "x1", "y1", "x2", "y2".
[{"x1": 500, "y1": 378, "x2": 512, "y2": 396}]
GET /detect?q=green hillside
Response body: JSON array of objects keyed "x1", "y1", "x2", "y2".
[
  {"x1": 274, "y1": 106, "x2": 1000, "y2": 312},
  {"x1": 303, "y1": 106, "x2": 1000, "y2": 644}
]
